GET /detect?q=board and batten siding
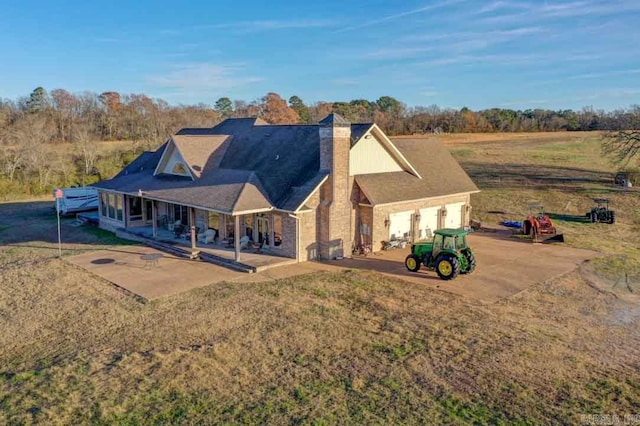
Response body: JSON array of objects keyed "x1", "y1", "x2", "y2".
[{"x1": 349, "y1": 133, "x2": 403, "y2": 176}]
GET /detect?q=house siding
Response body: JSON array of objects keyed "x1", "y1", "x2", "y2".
[{"x1": 299, "y1": 190, "x2": 320, "y2": 261}]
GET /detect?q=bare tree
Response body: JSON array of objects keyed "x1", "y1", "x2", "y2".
[
  {"x1": 72, "y1": 123, "x2": 99, "y2": 182},
  {"x1": 0, "y1": 147, "x2": 24, "y2": 182},
  {"x1": 602, "y1": 130, "x2": 640, "y2": 166}
]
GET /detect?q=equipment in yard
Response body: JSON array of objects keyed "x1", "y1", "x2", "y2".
[
  {"x1": 404, "y1": 228, "x2": 476, "y2": 280},
  {"x1": 522, "y1": 205, "x2": 564, "y2": 243},
  {"x1": 586, "y1": 198, "x2": 615, "y2": 224}
]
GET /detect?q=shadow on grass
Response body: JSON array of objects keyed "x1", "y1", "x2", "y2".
[
  {"x1": 460, "y1": 162, "x2": 617, "y2": 192},
  {"x1": 547, "y1": 212, "x2": 592, "y2": 223}
]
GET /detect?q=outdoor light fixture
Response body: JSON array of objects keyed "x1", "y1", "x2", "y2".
[
  {"x1": 384, "y1": 217, "x2": 390, "y2": 228},
  {"x1": 415, "y1": 212, "x2": 421, "y2": 221}
]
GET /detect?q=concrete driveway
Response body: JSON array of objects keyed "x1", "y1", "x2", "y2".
[{"x1": 330, "y1": 229, "x2": 601, "y2": 303}]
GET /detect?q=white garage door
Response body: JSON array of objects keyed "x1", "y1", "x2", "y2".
[
  {"x1": 418, "y1": 207, "x2": 440, "y2": 239},
  {"x1": 444, "y1": 202, "x2": 465, "y2": 229},
  {"x1": 389, "y1": 210, "x2": 413, "y2": 240}
]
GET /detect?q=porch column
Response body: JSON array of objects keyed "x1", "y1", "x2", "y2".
[
  {"x1": 152, "y1": 200, "x2": 158, "y2": 237},
  {"x1": 234, "y1": 215, "x2": 241, "y2": 261},
  {"x1": 190, "y1": 207, "x2": 197, "y2": 256}
]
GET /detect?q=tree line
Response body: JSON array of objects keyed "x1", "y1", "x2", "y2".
[{"x1": 0, "y1": 87, "x2": 638, "y2": 199}]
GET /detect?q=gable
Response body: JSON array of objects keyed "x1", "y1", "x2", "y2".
[
  {"x1": 154, "y1": 141, "x2": 194, "y2": 179},
  {"x1": 349, "y1": 131, "x2": 404, "y2": 176}
]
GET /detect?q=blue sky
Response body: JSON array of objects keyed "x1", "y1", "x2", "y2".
[{"x1": 1, "y1": 0, "x2": 639, "y2": 110}]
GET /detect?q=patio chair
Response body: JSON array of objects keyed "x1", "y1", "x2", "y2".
[
  {"x1": 173, "y1": 223, "x2": 186, "y2": 238},
  {"x1": 198, "y1": 229, "x2": 217, "y2": 244},
  {"x1": 239, "y1": 236, "x2": 250, "y2": 250}
]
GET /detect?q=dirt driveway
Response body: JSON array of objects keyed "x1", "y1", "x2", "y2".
[{"x1": 331, "y1": 229, "x2": 601, "y2": 303}]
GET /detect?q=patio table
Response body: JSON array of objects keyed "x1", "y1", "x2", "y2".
[{"x1": 141, "y1": 253, "x2": 162, "y2": 268}]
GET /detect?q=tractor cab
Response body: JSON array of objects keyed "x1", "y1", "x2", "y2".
[
  {"x1": 405, "y1": 228, "x2": 475, "y2": 280},
  {"x1": 432, "y1": 230, "x2": 469, "y2": 258}
]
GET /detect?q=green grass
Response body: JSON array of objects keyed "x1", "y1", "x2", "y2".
[{"x1": 0, "y1": 132, "x2": 639, "y2": 424}]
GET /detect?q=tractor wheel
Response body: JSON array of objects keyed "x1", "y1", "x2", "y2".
[
  {"x1": 609, "y1": 211, "x2": 616, "y2": 224},
  {"x1": 405, "y1": 255, "x2": 421, "y2": 272},
  {"x1": 435, "y1": 254, "x2": 460, "y2": 280},
  {"x1": 522, "y1": 221, "x2": 531, "y2": 235},
  {"x1": 590, "y1": 212, "x2": 597, "y2": 223},
  {"x1": 460, "y1": 250, "x2": 476, "y2": 274}
]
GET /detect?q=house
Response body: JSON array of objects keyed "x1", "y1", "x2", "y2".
[{"x1": 92, "y1": 113, "x2": 479, "y2": 263}]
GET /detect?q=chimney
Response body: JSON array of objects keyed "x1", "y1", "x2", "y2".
[{"x1": 318, "y1": 113, "x2": 352, "y2": 259}]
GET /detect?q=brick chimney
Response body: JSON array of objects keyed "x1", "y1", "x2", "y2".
[{"x1": 318, "y1": 113, "x2": 352, "y2": 259}]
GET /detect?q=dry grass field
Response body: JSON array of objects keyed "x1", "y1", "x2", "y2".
[{"x1": 1, "y1": 132, "x2": 639, "y2": 424}]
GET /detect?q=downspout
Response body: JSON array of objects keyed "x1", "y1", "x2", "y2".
[{"x1": 288, "y1": 213, "x2": 301, "y2": 262}]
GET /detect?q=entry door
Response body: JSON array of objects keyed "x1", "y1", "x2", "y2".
[
  {"x1": 256, "y1": 215, "x2": 269, "y2": 245},
  {"x1": 144, "y1": 200, "x2": 153, "y2": 224}
]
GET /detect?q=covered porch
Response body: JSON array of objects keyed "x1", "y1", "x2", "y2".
[
  {"x1": 98, "y1": 191, "x2": 296, "y2": 270},
  {"x1": 123, "y1": 224, "x2": 296, "y2": 272}
]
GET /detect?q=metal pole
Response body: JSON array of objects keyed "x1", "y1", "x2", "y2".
[{"x1": 56, "y1": 197, "x2": 62, "y2": 258}]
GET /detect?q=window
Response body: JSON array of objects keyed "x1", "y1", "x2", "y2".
[
  {"x1": 116, "y1": 196, "x2": 123, "y2": 221},
  {"x1": 129, "y1": 197, "x2": 142, "y2": 221},
  {"x1": 100, "y1": 192, "x2": 123, "y2": 222},
  {"x1": 100, "y1": 193, "x2": 107, "y2": 217},
  {"x1": 170, "y1": 204, "x2": 189, "y2": 225},
  {"x1": 107, "y1": 194, "x2": 115, "y2": 218},
  {"x1": 172, "y1": 163, "x2": 188, "y2": 175}
]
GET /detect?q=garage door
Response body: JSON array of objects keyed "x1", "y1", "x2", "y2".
[
  {"x1": 389, "y1": 211, "x2": 413, "y2": 240},
  {"x1": 418, "y1": 207, "x2": 440, "y2": 239},
  {"x1": 444, "y1": 202, "x2": 465, "y2": 229}
]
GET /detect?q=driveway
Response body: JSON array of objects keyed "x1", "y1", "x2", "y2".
[{"x1": 330, "y1": 230, "x2": 601, "y2": 303}]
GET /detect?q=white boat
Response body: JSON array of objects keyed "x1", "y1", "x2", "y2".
[{"x1": 53, "y1": 187, "x2": 99, "y2": 215}]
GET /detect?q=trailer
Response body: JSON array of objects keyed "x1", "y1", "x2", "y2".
[{"x1": 53, "y1": 187, "x2": 99, "y2": 215}]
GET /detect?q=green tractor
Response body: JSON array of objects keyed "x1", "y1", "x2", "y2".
[
  {"x1": 586, "y1": 198, "x2": 615, "y2": 224},
  {"x1": 404, "y1": 228, "x2": 476, "y2": 280}
]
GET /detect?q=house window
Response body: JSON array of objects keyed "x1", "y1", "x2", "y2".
[
  {"x1": 100, "y1": 192, "x2": 123, "y2": 222},
  {"x1": 172, "y1": 163, "x2": 188, "y2": 175},
  {"x1": 100, "y1": 193, "x2": 107, "y2": 217},
  {"x1": 129, "y1": 197, "x2": 142, "y2": 221},
  {"x1": 116, "y1": 196, "x2": 124, "y2": 221},
  {"x1": 169, "y1": 204, "x2": 189, "y2": 226},
  {"x1": 107, "y1": 194, "x2": 115, "y2": 218}
]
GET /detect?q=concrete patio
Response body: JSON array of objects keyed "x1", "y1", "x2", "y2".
[{"x1": 66, "y1": 245, "x2": 332, "y2": 300}]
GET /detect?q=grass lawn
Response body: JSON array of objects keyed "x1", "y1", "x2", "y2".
[{"x1": 1, "y1": 132, "x2": 639, "y2": 424}]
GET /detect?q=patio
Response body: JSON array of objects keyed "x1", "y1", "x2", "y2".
[{"x1": 66, "y1": 246, "x2": 330, "y2": 300}]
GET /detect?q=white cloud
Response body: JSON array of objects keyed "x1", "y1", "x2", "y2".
[
  {"x1": 148, "y1": 63, "x2": 262, "y2": 92},
  {"x1": 335, "y1": 0, "x2": 470, "y2": 33}
]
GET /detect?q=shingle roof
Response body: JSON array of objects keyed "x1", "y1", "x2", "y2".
[
  {"x1": 94, "y1": 118, "x2": 476, "y2": 214},
  {"x1": 355, "y1": 138, "x2": 479, "y2": 205},
  {"x1": 93, "y1": 160, "x2": 272, "y2": 214},
  {"x1": 170, "y1": 134, "x2": 230, "y2": 178}
]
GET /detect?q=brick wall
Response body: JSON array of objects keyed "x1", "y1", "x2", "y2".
[{"x1": 319, "y1": 124, "x2": 353, "y2": 259}]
